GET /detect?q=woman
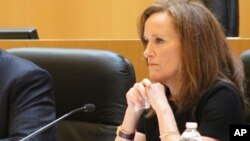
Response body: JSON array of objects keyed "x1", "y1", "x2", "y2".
[{"x1": 115, "y1": 0, "x2": 249, "y2": 141}]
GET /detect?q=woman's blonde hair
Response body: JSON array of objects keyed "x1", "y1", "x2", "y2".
[{"x1": 139, "y1": 0, "x2": 249, "y2": 113}]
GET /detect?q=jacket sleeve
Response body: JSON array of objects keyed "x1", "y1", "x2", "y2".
[{"x1": 0, "y1": 69, "x2": 57, "y2": 141}]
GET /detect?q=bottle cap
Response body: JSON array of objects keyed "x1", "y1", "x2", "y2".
[{"x1": 186, "y1": 122, "x2": 198, "y2": 128}]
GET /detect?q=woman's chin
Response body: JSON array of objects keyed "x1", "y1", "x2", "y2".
[{"x1": 149, "y1": 74, "x2": 162, "y2": 83}]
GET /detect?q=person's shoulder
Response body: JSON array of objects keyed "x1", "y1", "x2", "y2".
[
  {"x1": 201, "y1": 80, "x2": 240, "y2": 103},
  {"x1": 215, "y1": 80, "x2": 236, "y2": 89},
  {"x1": 0, "y1": 50, "x2": 51, "y2": 80},
  {"x1": 195, "y1": 80, "x2": 244, "y2": 122},
  {"x1": 206, "y1": 80, "x2": 238, "y2": 95}
]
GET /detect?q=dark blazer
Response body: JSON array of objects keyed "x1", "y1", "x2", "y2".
[{"x1": 0, "y1": 50, "x2": 57, "y2": 141}]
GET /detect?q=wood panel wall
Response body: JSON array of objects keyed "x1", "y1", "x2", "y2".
[
  {"x1": 1, "y1": 38, "x2": 249, "y2": 81},
  {"x1": 0, "y1": 0, "x2": 249, "y2": 39},
  {"x1": 0, "y1": 0, "x2": 152, "y2": 39},
  {"x1": 239, "y1": 0, "x2": 250, "y2": 37}
]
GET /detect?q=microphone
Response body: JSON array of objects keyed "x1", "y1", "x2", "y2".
[{"x1": 20, "y1": 103, "x2": 95, "y2": 141}]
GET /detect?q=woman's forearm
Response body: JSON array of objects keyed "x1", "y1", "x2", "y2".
[
  {"x1": 115, "y1": 107, "x2": 142, "y2": 141},
  {"x1": 156, "y1": 106, "x2": 181, "y2": 141}
]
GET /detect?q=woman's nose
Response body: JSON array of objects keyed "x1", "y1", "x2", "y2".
[{"x1": 143, "y1": 44, "x2": 153, "y2": 58}]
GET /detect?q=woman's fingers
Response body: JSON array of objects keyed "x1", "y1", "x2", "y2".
[
  {"x1": 126, "y1": 87, "x2": 146, "y2": 111},
  {"x1": 141, "y1": 78, "x2": 152, "y2": 88},
  {"x1": 144, "y1": 83, "x2": 170, "y2": 112},
  {"x1": 134, "y1": 82, "x2": 151, "y2": 110},
  {"x1": 126, "y1": 79, "x2": 154, "y2": 112},
  {"x1": 134, "y1": 83, "x2": 147, "y2": 100}
]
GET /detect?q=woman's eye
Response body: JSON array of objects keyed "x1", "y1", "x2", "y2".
[{"x1": 155, "y1": 38, "x2": 164, "y2": 44}]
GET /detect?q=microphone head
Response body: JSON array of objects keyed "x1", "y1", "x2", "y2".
[{"x1": 83, "y1": 103, "x2": 95, "y2": 112}]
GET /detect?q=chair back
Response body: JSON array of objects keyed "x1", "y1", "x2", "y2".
[
  {"x1": 8, "y1": 48, "x2": 136, "y2": 141},
  {"x1": 240, "y1": 49, "x2": 250, "y2": 123}
]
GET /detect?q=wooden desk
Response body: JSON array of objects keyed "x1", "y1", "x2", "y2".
[{"x1": 1, "y1": 38, "x2": 250, "y2": 81}]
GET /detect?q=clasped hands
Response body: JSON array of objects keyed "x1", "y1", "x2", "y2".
[{"x1": 126, "y1": 78, "x2": 169, "y2": 113}]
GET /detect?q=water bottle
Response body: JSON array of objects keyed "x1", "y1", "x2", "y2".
[{"x1": 180, "y1": 122, "x2": 202, "y2": 141}]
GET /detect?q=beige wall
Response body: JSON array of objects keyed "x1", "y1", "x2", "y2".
[
  {"x1": 1, "y1": 38, "x2": 250, "y2": 81},
  {"x1": 0, "y1": 0, "x2": 152, "y2": 39},
  {"x1": 239, "y1": 0, "x2": 250, "y2": 37},
  {"x1": 0, "y1": 0, "x2": 249, "y2": 39}
]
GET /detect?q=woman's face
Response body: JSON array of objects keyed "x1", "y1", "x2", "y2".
[{"x1": 143, "y1": 11, "x2": 182, "y2": 86}]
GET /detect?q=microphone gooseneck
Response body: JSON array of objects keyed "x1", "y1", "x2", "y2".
[{"x1": 20, "y1": 103, "x2": 95, "y2": 141}]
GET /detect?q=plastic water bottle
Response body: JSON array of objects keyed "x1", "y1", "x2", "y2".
[{"x1": 180, "y1": 122, "x2": 202, "y2": 141}]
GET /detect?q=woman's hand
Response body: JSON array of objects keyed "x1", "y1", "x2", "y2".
[
  {"x1": 126, "y1": 80, "x2": 149, "y2": 114},
  {"x1": 144, "y1": 82, "x2": 170, "y2": 114},
  {"x1": 119, "y1": 79, "x2": 151, "y2": 134}
]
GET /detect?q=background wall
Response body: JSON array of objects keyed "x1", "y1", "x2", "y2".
[
  {"x1": 0, "y1": 38, "x2": 248, "y2": 81},
  {"x1": 0, "y1": 0, "x2": 249, "y2": 39},
  {"x1": 239, "y1": 0, "x2": 250, "y2": 37},
  {"x1": 0, "y1": 0, "x2": 152, "y2": 39}
]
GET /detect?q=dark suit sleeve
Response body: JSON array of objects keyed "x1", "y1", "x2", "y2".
[{"x1": 0, "y1": 69, "x2": 57, "y2": 141}]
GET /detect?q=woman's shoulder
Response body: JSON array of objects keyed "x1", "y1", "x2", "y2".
[
  {"x1": 195, "y1": 80, "x2": 243, "y2": 119},
  {"x1": 201, "y1": 80, "x2": 239, "y2": 101}
]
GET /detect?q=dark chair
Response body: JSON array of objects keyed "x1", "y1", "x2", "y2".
[
  {"x1": 7, "y1": 48, "x2": 136, "y2": 141},
  {"x1": 202, "y1": 0, "x2": 239, "y2": 37},
  {"x1": 240, "y1": 50, "x2": 250, "y2": 123}
]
